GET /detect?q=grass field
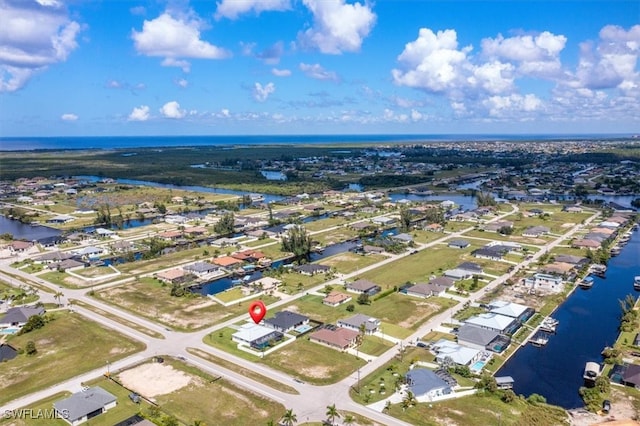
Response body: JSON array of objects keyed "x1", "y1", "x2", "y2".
[
  {"x1": 93, "y1": 277, "x2": 279, "y2": 330},
  {"x1": 358, "y1": 335, "x2": 395, "y2": 356},
  {"x1": 319, "y1": 252, "x2": 387, "y2": 274},
  {"x1": 70, "y1": 299, "x2": 164, "y2": 339},
  {"x1": 0, "y1": 312, "x2": 145, "y2": 406},
  {"x1": 311, "y1": 227, "x2": 360, "y2": 245}
]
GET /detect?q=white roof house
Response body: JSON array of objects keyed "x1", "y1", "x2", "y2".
[
  {"x1": 488, "y1": 300, "x2": 530, "y2": 319},
  {"x1": 232, "y1": 323, "x2": 279, "y2": 345},
  {"x1": 432, "y1": 339, "x2": 481, "y2": 366},
  {"x1": 465, "y1": 313, "x2": 517, "y2": 334}
]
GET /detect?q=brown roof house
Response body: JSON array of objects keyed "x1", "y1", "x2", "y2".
[{"x1": 309, "y1": 326, "x2": 359, "y2": 351}]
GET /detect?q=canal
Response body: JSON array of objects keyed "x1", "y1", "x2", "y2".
[{"x1": 497, "y1": 226, "x2": 640, "y2": 408}]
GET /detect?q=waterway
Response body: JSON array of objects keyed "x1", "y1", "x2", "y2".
[
  {"x1": 0, "y1": 215, "x2": 61, "y2": 240},
  {"x1": 497, "y1": 227, "x2": 640, "y2": 409}
]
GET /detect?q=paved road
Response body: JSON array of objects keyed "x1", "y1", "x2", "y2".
[{"x1": 0, "y1": 205, "x2": 601, "y2": 425}]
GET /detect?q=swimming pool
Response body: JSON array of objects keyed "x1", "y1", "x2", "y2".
[
  {"x1": 0, "y1": 327, "x2": 19, "y2": 334},
  {"x1": 471, "y1": 361, "x2": 486, "y2": 371},
  {"x1": 295, "y1": 324, "x2": 313, "y2": 333}
]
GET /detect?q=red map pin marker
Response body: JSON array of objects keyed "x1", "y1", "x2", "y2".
[{"x1": 249, "y1": 300, "x2": 266, "y2": 324}]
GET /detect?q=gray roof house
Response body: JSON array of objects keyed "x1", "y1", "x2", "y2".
[
  {"x1": 456, "y1": 262, "x2": 483, "y2": 274},
  {"x1": 293, "y1": 264, "x2": 331, "y2": 275},
  {"x1": 405, "y1": 368, "x2": 453, "y2": 402},
  {"x1": 183, "y1": 262, "x2": 219, "y2": 276},
  {"x1": 0, "y1": 306, "x2": 45, "y2": 329},
  {"x1": 338, "y1": 314, "x2": 381, "y2": 334},
  {"x1": 346, "y1": 279, "x2": 381, "y2": 296},
  {"x1": 456, "y1": 324, "x2": 502, "y2": 351},
  {"x1": 391, "y1": 233, "x2": 413, "y2": 243},
  {"x1": 263, "y1": 311, "x2": 309, "y2": 333},
  {"x1": 448, "y1": 239, "x2": 470, "y2": 249},
  {"x1": 54, "y1": 387, "x2": 117, "y2": 425},
  {"x1": 0, "y1": 344, "x2": 18, "y2": 362}
]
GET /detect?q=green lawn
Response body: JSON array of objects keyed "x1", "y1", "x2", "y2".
[
  {"x1": 412, "y1": 229, "x2": 449, "y2": 244},
  {"x1": 304, "y1": 216, "x2": 349, "y2": 232},
  {"x1": 0, "y1": 281, "x2": 39, "y2": 305},
  {"x1": 358, "y1": 335, "x2": 395, "y2": 356},
  {"x1": 319, "y1": 252, "x2": 387, "y2": 274},
  {"x1": 215, "y1": 286, "x2": 246, "y2": 303},
  {"x1": 243, "y1": 237, "x2": 277, "y2": 247},
  {"x1": 93, "y1": 277, "x2": 279, "y2": 330},
  {"x1": 0, "y1": 312, "x2": 145, "y2": 406},
  {"x1": 311, "y1": 227, "x2": 360, "y2": 245}
]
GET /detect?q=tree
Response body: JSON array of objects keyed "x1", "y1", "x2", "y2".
[
  {"x1": 18, "y1": 315, "x2": 45, "y2": 335},
  {"x1": 476, "y1": 192, "x2": 497, "y2": 207},
  {"x1": 475, "y1": 372, "x2": 498, "y2": 393},
  {"x1": 527, "y1": 393, "x2": 547, "y2": 404},
  {"x1": 280, "y1": 225, "x2": 313, "y2": 262},
  {"x1": 281, "y1": 409, "x2": 297, "y2": 426},
  {"x1": 401, "y1": 391, "x2": 417, "y2": 410},
  {"x1": 399, "y1": 205, "x2": 412, "y2": 232},
  {"x1": 346, "y1": 304, "x2": 355, "y2": 312},
  {"x1": 214, "y1": 212, "x2": 235, "y2": 237},
  {"x1": 326, "y1": 403, "x2": 340, "y2": 425},
  {"x1": 502, "y1": 389, "x2": 516, "y2": 403},
  {"x1": 54, "y1": 291, "x2": 64, "y2": 307},
  {"x1": 357, "y1": 293, "x2": 370, "y2": 305},
  {"x1": 25, "y1": 340, "x2": 37, "y2": 356},
  {"x1": 343, "y1": 414, "x2": 355, "y2": 426}
]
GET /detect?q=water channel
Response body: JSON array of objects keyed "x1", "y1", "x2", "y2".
[{"x1": 497, "y1": 227, "x2": 640, "y2": 408}]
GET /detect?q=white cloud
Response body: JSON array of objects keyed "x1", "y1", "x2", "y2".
[
  {"x1": 176, "y1": 78, "x2": 188, "y2": 88},
  {"x1": 574, "y1": 24, "x2": 640, "y2": 91},
  {"x1": 0, "y1": 0, "x2": 82, "y2": 92},
  {"x1": 470, "y1": 61, "x2": 515, "y2": 94},
  {"x1": 298, "y1": 0, "x2": 376, "y2": 54},
  {"x1": 271, "y1": 67, "x2": 291, "y2": 77},
  {"x1": 299, "y1": 63, "x2": 338, "y2": 81},
  {"x1": 410, "y1": 109, "x2": 423, "y2": 121},
  {"x1": 128, "y1": 105, "x2": 150, "y2": 121},
  {"x1": 132, "y1": 12, "x2": 230, "y2": 71},
  {"x1": 215, "y1": 0, "x2": 291, "y2": 20},
  {"x1": 482, "y1": 93, "x2": 542, "y2": 117},
  {"x1": 160, "y1": 101, "x2": 186, "y2": 119},
  {"x1": 61, "y1": 113, "x2": 78, "y2": 121},
  {"x1": 392, "y1": 28, "x2": 470, "y2": 93},
  {"x1": 252, "y1": 82, "x2": 275, "y2": 102},
  {"x1": 481, "y1": 31, "x2": 566, "y2": 77}
]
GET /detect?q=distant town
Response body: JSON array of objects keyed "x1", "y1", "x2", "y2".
[{"x1": 0, "y1": 139, "x2": 639, "y2": 426}]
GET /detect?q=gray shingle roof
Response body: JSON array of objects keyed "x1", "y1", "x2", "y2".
[
  {"x1": 406, "y1": 368, "x2": 450, "y2": 397},
  {"x1": 54, "y1": 387, "x2": 116, "y2": 422},
  {"x1": 0, "y1": 306, "x2": 45, "y2": 326}
]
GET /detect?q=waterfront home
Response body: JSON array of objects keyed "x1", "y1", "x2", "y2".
[
  {"x1": 94, "y1": 228, "x2": 115, "y2": 237},
  {"x1": 337, "y1": 314, "x2": 380, "y2": 334},
  {"x1": 34, "y1": 251, "x2": 76, "y2": 264},
  {"x1": 391, "y1": 233, "x2": 413, "y2": 244},
  {"x1": 48, "y1": 259, "x2": 85, "y2": 272},
  {"x1": 621, "y1": 364, "x2": 640, "y2": 388},
  {"x1": 182, "y1": 262, "x2": 219, "y2": 278},
  {"x1": 309, "y1": 326, "x2": 359, "y2": 351},
  {"x1": 432, "y1": 339, "x2": 481, "y2": 367},
  {"x1": 554, "y1": 254, "x2": 588, "y2": 266},
  {"x1": 456, "y1": 324, "x2": 505, "y2": 352},
  {"x1": 263, "y1": 311, "x2": 309, "y2": 333},
  {"x1": 54, "y1": 387, "x2": 117, "y2": 426},
  {"x1": 424, "y1": 223, "x2": 444, "y2": 232},
  {"x1": 495, "y1": 376, "x2": 515, "y2": 390},
  {"x1": 231, "y1": 323, "x2": 284, "y2": 350},
  {"x1": 371, "y1": 216, "x2": 396, "y2": 226},
  {"x1": 541, "y1": 262, "x2": 576, "y2": 276},
  {"x1": 464, "y1": 313, "x2": 519, "y2": 335},
  {"x1": 211, "y1": 256, "x2": 244, "y2": 268},
  {"x1": 488, "y1": 300, "x2": 534, "y2": 323},
  {"x1": 524, "y1": 273, "x2": 564, "y2": 293},
  {"x1": 405, "y1": 368, "x2": 453, "y2": 402},
  {"x1": 74, "y1": 246, "x2": 105, "y2": 259},
  {"x1": 293, "y1": 264, "x2": 331, "y2": 276},
  {"x1": 47, "y1": 214, "x2": 75, "y2": 224},
  {"x1": 322, "y1": 291, "x2": 352, "y2": 307},
  {"x1": 9, "y1": 240, "x2": 33, "y2": 253},
  {"x1": 251, "y1": 277, "x2": 281, "y2": 292},
  {"x1": 155, "y1": 269, "x2": 190, "y2": 285},
  {"x1": 345, "y1": 279, "x2": 381, "y2": 296},
  {"x1": 362, "y1": 245, "x2": 385, "y2": 254},
  {"x1": 572, "y1": 239, "x2": 601, "y2": 249},
  {"x1": 158, "y1": 230, "x2": 183, "y2": 241},
  {"x1": 183, "y1": 226, "x2": 208, "y2": 237}
]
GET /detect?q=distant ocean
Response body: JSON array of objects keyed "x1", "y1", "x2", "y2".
[{"x1": 0, "y1": 134, "x2": 633, "y2": 151}]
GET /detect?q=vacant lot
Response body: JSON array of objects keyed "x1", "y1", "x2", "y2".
[
  {"x1": 94, "y1": 277, "x2": 278, "y2": 330},
  {"x1": 0, "y1": 312, "x2": 144, "y2": 405},
  {"x1": 320, "y1": 252, "x2": 387, "y2": 274}
]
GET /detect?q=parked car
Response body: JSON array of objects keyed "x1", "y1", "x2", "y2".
[
  {"x1": 416, "y1": 342, "x2": 427, "y2": 348},
  {"x1": 602, "y1": 400, "x2": 611, "y2": 414}
]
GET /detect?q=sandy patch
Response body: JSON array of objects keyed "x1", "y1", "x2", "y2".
[
  {"x1": 299, "y1": 365, "x2": 332, "y2": 378},
  {"x1": 562, "y1": 223, "x2": 576, "y2": 228},
  {"x1": 183, "y1": 299, "x2": 217, "y2": 312},
  {"x1": 119, "y1": 363, "x2": 192, "y2": 398},
  {"x1": 398, "y1": 302, "x2": 439, "y2": 328}
]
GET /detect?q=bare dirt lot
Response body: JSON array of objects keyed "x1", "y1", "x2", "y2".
[{"x1": 118, "y1": 362, "x2": 192, "y2": 398}]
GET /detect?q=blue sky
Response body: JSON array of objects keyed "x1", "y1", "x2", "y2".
[{"x1": 0, "y1": 0, "x2": 639, "y2": 137}]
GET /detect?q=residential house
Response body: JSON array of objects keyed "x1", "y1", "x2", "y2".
[
  {"x1": 483, "y1": 220, "x2": 514, "y2": 232},
  {"x1": 158, "y1": 230, "x2": 183, "y2": 241},
  {"x1": 211, "y1": 256, "x2": 244, "y2": 269},
  {"x1": 522, "y1": 226, "x2": 550, "y2": 238},
  {"x1": 448, "y1": 239, "x2": 470, "y2": 249},
  {"x1": 424, "y1": 223, "x2": 444, "y2": 232},
  {"x1": 488, "y1": 300, "x2": 534, "y2": 323},
  {"x1": 464, "y1": 313, "x2": 519, "y2": 335},
  {"x1": 183, "y1": 262, "x2": 219, "y2": 277},
  {"x1": 554, "y1": 254, "x2": 588, "y2": 266},
  {"x1": 94, "y1": 228, "x2": 115, "y2": 237},
  {"x1": 9, "y1": 240, "x2": 33, "y2": 253},
  {"x1": 622, "y1": 364, "x2": 640, "y2": 389},
  {"x1": 345, "y1": 279, "x2": 381, "y2": 296},
  {"x1": 263, "y1": 311, "x2": 309, "y2": 333},
  {"x1": 0, "y1": 344, "x2": 18, "y2": 362},
  {"x1": 405, "y1": 278, "x2": 452, "y2": 298},
  {"x1": 155, "y1": 269, "x2": 190, "y2": 285},
  {"x1": 74, "y1": 246, "x2": 105, "y2": 260},
  {"x1": 405, "y1": 368, "x2": 453, "y2": 402},
  {"x1": 49, "y1": 259, "x2": 85, "y2": 272},
  {"x1": 443, "y1": 268, "x2": 474, "y2": 281},
  {"x1": 432, "y1": 339, "x2": 481, "y2": 367},
  {"x1": 456, "y1": 324, "x2": 505, "y2": 352},
  {"x1": 231, "y1": 323, "x2": 284, "y2": 350},
  {"x1": 34, "y1": 251, "x2": 75, "y2": 264},
  {"x1": 293, "y1": 264, "x2": 331, "y2": 276},
  {"x1": 309, "y1": 326, "x2": 359, "y2": 351},
  {"x1": 322, "y1": 291, "x2": 352, "y2": 307},
  {"x1": 0, "y1": 306, "x2": 45, "y2": 331},
  {"x1": 362, "y1": 245, "x2": 385, "y2": 254},
  {"x1": 371, "y1": 216, "x2": 396, "y2": 226},
  {"x1": 472, "y1": 246, "x2": 507, "y2": 261},
  {"x1": 47, "y1": 214, "x2": 75, "y2": 224},
  {"x1": 338, "y1": 314, "x2": 380, "y2": 334},
  {"x1": 391, "y1": 233, "x2": 413, "y2": 244},
  {"x1": 572, "y1": 239, "x2": 601, "y2": 249},
  {"x1": 184, "y1": 226, "x2": 208, "y2": 237},
  {"x1": 251, "y1": 277, "x2": 281, "y2": 292},
  {"x1": 54, "y1": 387, "x2": 117, "y2": 426},
  {"x1": 524, "y1": 273, "x2": 564, "y2": 293},
  {"x1": 37, "y1": 235, "x2": 66, "y2": 247},
  {"x1": 456, "y1": 262, "x2": 484, "y2": 274},
  {"x1": 495, "y1": 376, "x2": 515, "y2": 390}
]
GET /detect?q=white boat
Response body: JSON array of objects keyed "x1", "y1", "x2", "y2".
[
  {"x1": 634, "y1": 276, "x2": 640, "y2": 291},
  {"x1": 579, "y1": 277, "x2": 594, "y2": 288}
]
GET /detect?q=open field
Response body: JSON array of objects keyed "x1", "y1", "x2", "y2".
[
  {"x1": 0, "y1": 312, "x2": 145, "y2": 405},
  {"x1": 319, "y1": 252, "x2": 387, "y2": 274},
  {"x1": 116, "y1": 358, "x2": 286, "y2": 425},
  {"x1": 186, "y1": 347, "x2": 299, "y2": 394},
  {"x1": 311, "y1": 227, "x2": 360, "y2": 245},
  {"x1": 70, "y1": 299, "x2": 164, "y2": 339},
  {"x1": 93, "y1": 277, "x2": 278, "y2": 330}
]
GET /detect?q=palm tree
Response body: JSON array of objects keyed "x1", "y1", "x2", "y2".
[
  {"x1": 281, "y1": 409, "x2": 297, "y2": 426},
  {"x1": 343, "y1": 414, "x2": 355, "y2": 426},
  {"x1": 326, "y1": 404, "x2": 340, "y2": 425},
  {"x1": 54, "y1": 291, "x2": 64, "y2": 307},
  {"x1": 401, "y1": 390, "x2": 417, "y2": 411}
]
